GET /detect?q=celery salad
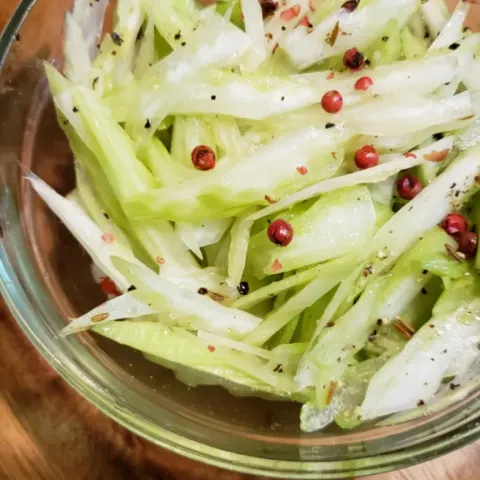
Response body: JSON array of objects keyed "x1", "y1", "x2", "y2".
[{"x1": 30, "y1": 0, "x2": 480, "y2": 431}]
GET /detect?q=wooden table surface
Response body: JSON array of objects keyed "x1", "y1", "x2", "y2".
[{"x1": 1, "y1": 1, "x2": 480, "y2": 479}]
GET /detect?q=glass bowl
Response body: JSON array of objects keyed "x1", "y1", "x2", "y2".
[{"x1": 1, "y1": 1, "x2": 480, "y2": 478}]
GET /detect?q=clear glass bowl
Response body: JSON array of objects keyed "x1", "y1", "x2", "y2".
[{"x1": 1, "y1": 1, "x2": 480, "y2": 478}]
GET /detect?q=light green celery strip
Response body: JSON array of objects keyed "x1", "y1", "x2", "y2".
[{"x1": 244, "y1": 257, "x2": 356, "y2": 346}]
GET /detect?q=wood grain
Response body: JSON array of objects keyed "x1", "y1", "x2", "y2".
[{"x1": 0, "y1": 1, "x2": 479, "y2": 479}]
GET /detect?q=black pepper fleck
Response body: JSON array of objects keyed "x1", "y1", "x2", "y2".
[
  {"x1": 325, "y1": 122, "x2": 335, "y2": 129},
  {"x1": 145, "y1": 119, "x2": 151, "y2": 129},
  {"x1": 448, "y1": 42, "x2": 460, "y2": 50},
  {"x1": 127, "y1": 285, "x2": 137, "y2": 292},
  {"x1": 237, "y1": 281, "x2": 250, "y2": 295},
  {"x1": 197, "y1": 287, "x2": 208, "y2": 295},
  {"x1": 432, "y1": 133, "x2": 444, "y2": 141}
]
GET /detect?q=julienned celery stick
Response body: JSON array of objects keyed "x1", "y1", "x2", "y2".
[
  {"x1": 94, "y1": 320, "x2": 299, "y2": 393},
  {"x1": 35, "y1": 0, "x2": 480, "y2": 433},
  {"x1": 280, "y1": 0, "x2": 419, "y2": 70},
  {"x1": 111, "y1": 256, "x2": 262, "y2": 339},
  {"x1": 296, "y1": 227, "x2": 472, "y2": 405},
  {"x1": 247, "y1": 186, "x2": 376, "y2": 278},
  {"x1": 362, "y1": 275, "x2": 480, "y2": 419},
  {"x1": 125, "y1": 127, "x2": 346, "y2": 222}
]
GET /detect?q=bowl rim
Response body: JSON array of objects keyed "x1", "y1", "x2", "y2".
[{"x1": 2, "y1": 1, "x2": 480, "y2": 478}]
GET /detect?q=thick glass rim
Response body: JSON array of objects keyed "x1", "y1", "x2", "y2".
[{"x1": 2, "y1": 1, "x2": 480, "y2": 477}]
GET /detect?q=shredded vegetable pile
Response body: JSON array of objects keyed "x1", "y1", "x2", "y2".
[{"x1": 32, "y1": 0, "x2": 480, "y2": 431}]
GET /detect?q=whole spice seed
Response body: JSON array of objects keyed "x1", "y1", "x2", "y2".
[
  {"x1": 457, "y1": 231, "x2": 478, "y2": 258},
  {"x1": 397, "y1": 174, "x2": 422, "y2": 200},
  {"x1": 237, "y1": 281, "x2": 250, "y2": 295},
  {"x1": 296, "y1": 165, "x2": 308, "y2": 175},
  {"x1": 343, "y1": 47, "x2": 365, "y2": 70},
  {"x1": 341, "y1": 0, "x2": 359, "y2": 11},
  {"x1": 259, "y1": 0, "x2": 278, "y2": 18},
  {"x1": 268, "y1": 219, "x2": 294, "y2": 247},
  {"x1": 321, "y1": 90, "x2": 343, "y2": 113},
  {"x1": 354, "y1": 76, "x2": 373, "y2": 91},
  {"x1": 191, "y1": 145, "x2": 216, "y2": 170},
  {"x1": 100, "y1": 277, "x2": 122, "y2": 297},
  {"x1": 440, "y1": 213, "x2": 469, "y2": 236},
  {"x1": 354, "y1": 145, "x2": 379, "y2": 169}
]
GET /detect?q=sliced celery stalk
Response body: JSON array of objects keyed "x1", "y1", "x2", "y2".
[
  {"x1": 374, "y1": 227, "x2": 456, "y2": 322},
  {"x1": 112, "y1": 257, "x2": 262, "y2": 339},
  {"x1": 137, "y1": 137, "x2": 182, "y2": 186},
  {"x1": 264, "y1": 0, "x2": 309, "y2": 56},
  {"x1": 171, "y1": 70, "x2": 320, "y2": 120},
  {"x1": 401, "y1": 26, "x2": 429, "y2": 59},
  {"x1": 338, "y1": 92, "x2": 473, "y2": 137},
  {"x1": 171, "y1": 116, "x2": 217, "y2": 171},
  {"x1": 421, "y1": 0, "x2": 450, "y2": 39},
  {"x1": 429, "y1": 1, "x2": 470, "y2": 51},
  {"x1": 280, "y1": 0, "x2": 419, "y2": 70},
  {"x1": 94, "y1": 321, "x2": 298, "y2": 392},
  {"x1": 126, "y1": 13, "x2": 251, "y2": 141},
  {"x1": 243, "y1": 256, "x2": 356, "y2": 346},
  {"x1": 71, "y1": 0, "x2": 109, "y2": 61},
  {"x1": 364, "y1": 19, "x2": 403, "y2": 67},
  {"x1": 248, "y1": 186, "x2": 376, "y2": 278},
  {"x1": 361, "y1": 275, "x2": 480, "y2": 419},
  {"x1": 240, "y1": 0, "x2": 267, "y2": 71},
  {"x1": 27, "y1": 173, "x2": 142, "y2": 292},
  {"x1": 64, "y1": 13, "x2": 92, "y2": 86},
  {"x1": 320, "y1": 143, "x2": 480, "y2": 339},
  {"x1": 61, "y1": 293, "x2": 157, "y2": 335},
  {"x1": 125, "y1": 127, "x2": 346, "y2": 222},
  {"x1": 90, "y1": 0, "x2": 144, "y2": 95},
  {"x1": 140, "y1": 0, "x2": 200, "y2": 49}
]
